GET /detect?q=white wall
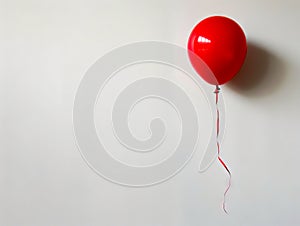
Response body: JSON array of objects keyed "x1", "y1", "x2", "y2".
[{"x1": 1, "y1": 0, "x2": 299, "y2": 225}]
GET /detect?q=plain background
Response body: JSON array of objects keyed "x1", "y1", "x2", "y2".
[{"x1": 1, "y1": 0, "x2": 300, "y2": 225}]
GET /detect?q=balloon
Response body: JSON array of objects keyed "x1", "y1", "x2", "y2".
[{"x1": 188, "y1": 16, "x2": 247, "y2": 85}]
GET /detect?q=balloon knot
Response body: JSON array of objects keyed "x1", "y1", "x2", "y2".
[{"x1": 214, "y1": 85, "x2": 220, "y2": 94}]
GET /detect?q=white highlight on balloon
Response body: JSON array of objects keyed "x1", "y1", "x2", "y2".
[{"x1": 197, "y1": 36, "x2": 211, "y2": 43}]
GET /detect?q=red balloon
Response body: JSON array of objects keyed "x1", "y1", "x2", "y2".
[{"x1": 188, "y1": 16, "x2": 247, "y2": 85}]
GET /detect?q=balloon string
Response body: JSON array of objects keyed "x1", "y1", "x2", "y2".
[{"x1": 214, "y1": 85, "x2": 231, "y2": 214}]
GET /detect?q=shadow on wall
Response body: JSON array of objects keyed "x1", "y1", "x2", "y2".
[{"x1": 228, "y1": 42, "x2": 287, "y2": 97}]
